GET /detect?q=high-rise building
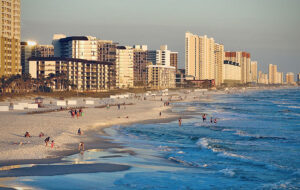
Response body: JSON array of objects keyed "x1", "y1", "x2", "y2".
[
  {"x1": 116, "y1": 46, "x2": 134, "y2": 88},
  {"x1": 297, "y1": 73, "x2": 300, "y2": 84},
  {"x1": 147, "y1": 64, "x2": 176, "y2": 89},
  {"x1": 214, "y1": 43, "x2": 225, "y2": 86},
  {"x1": 223, "y1": 60, "x2": 241, "y2": 84},
  {"x1": 170, "y1": 52, "x2": 178, "y2": 71},
  {"x1": 250, "y1": 61, "x2": 258, "y2": 83},
  {"x1": 0, "y1": 0, "x2": 21, "y2": 77},
  {"x1": 133, "y1": 45, "x2": 148, "y2": 86},
  {"x1": 52, "y1": 35, "x2": 98, "y2": 61},
  {"x1": 268, "y1": 64, "x2": 277, "y2": 84},
  {"x1": 258, "y1": 71, "x2": 269, "y2": 84},
  {"x1": 148, "y1": 45, "x2": 171, "y2": 67},
  {"x1": 286, "y1": 72, "x2": 295, "y2": 84},
  {"x1": 98, "y1": 40, "x2": 117, "y2": 88},
  {"x1": 35, "y1": 45, "x2": 54, "y2": 58},
  {"x1": 185, "y1": 32, "x2": 216, "y2": 81},
  {"x1": 225, "y1": 52, "x2": 251, "y2": 83}
]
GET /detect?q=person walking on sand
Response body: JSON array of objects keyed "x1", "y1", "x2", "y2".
[
  {"x1": 77, "y1": 111, "x2": 80, "y2": 119},
  {"x1": 39, "y1": 132, "x2": 44, "y2": 138},
  {"x1": 51, "y1": 140, "x2": 54, "y2": 148},
  {"x1": 78, "y1": 142, "x2": 85, "y2": 151},
  {"x1": 44, "y1": 137, "x2": 50, "y2": 146},
  {"x1": 24, "y1": 131, "x2": 31, "y2": 138},
  {"x1": 159, "y1": 112, "x2": 162, "y2": 117},
  {"x1": 78, "y1": 128, "x2": 82, "y2": 135}
]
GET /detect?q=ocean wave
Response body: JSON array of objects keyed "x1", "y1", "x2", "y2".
[
  {"x1": 233, "y1": 130, "x2": 287, "y2": 140},
  {"x1": 168, "y1": 156, "x2": 207, "y2": 168},
  {"x1": 158, "y1": 145, "x2": 172, "y2": 152},
  {"x1": 219, "y1": 168, "x2": 235, "y2": 177},
  {"x1": 286, "y1": 105, "x2": 300, "y2": 109}
]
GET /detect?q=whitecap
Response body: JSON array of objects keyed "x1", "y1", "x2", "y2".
[{"x1": 219, "y1": 168, "x2": 235, "y2": 177}]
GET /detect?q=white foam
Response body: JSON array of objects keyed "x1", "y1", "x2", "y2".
[{"x1": 219, "y1": 168, "x2": 235, "y2": 177}]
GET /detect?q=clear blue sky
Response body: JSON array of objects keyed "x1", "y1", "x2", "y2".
[{"x1": 21, "y1": 0, "x2": 300, "y2": 73}]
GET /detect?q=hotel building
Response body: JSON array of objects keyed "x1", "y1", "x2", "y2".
[
  {"x1": 214, "y1": 43, "x2": 225, "y2": 86},
  {"x1": 250, "y1": 61, "x2": 258, "y2": 83},
  {"x1": 21, "y1": 41, "x2": 54, "y2": 74},
  {"x1": 185, "y1": 32, "x2": 216, "y2": 81},
  {"x1": 258, "y1": 71, "x2": 269, "y2": 84},
  {"x1": 268, "y1": 64, "x2": 283, "y2": 84},
  {"x1": 223, "y1": 60, "x2": 241, "y2": 84},
  {"x1": 28, "y1": 57, "x2": 113, "y2": 91},
  {"x1": 286, "y1": 72, "x2": 295, "y2": 85},
  {"x1": 170, "y1": 52, "x2": 178, "y2": 71},
  {"x1": 133, "y1": 45, "x2": 148, "y2": 86},
  {"x1": 0, "y1": 0, "x2": 21, "y2": 77},
  {"x1": 147, "y1": 64, "x2": 176, "y2": 89},
  {"x1": 116, "y1": 46, "x2": 134, "y2": 88},
  {"x1": 225, "y1": 52, "x2": 251, "y2": 84}
]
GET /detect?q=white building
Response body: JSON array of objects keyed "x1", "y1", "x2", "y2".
[
  {"x1": 52, "y1": 35, "x2": 98, "y2": 61},
  {"x1": 147, "y1": 45, "x2": 171, "y2": 66},
  {"x1": 116, "y1": 46, "x2": 134, "y2": 88},
  {"x1": 223, "y1": 60, "x2": 241, "y2": 83}
]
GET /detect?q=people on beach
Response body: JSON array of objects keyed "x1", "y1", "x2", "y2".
[
  {"x1": 44, "y1": 137, "x2": 50, "y2": 146},
  {"x1": 202, "y1": 114, "x2": 207, "y2": 122},
  {"x1": 76, "y1": 111, "x2": 80, "y2": 119},
  {"x1": 51, "y1": 140, "x2": 54, "y2": 148},
  {"x1": 78, "y1": 142, "x2": 85, "y2": 151},
  {"x1": 214, "y1": 118, "x2": 217, "y2": 124},
  {"x1": 118, "y1": 104, "x2": 120, "y2": 110},
  {"x1": 210, "y1": 117, "x2": 213, "y2": 123},
  {"x1": 179, "y1": 117, "x2": 182, "y2": 126},
  {"x1": 159, "y1": 112, "x2": 162, "y2": 117},
  {"x1": 24, "y1": 131, "x2": 31, "y2": 138},
  {"x1": 106, "y1": 104, "x2": 110, "y2": 110},
  {"x1": 78, "y1": 128, "x2": 83, "y2": 135},
  {"x1": 39, "y1": 132, "x2": 44, "y2": 138}
]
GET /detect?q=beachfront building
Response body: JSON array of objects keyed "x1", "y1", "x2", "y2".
[
  {"x1": 147, "y1": 45, "x2": 171, "y2": 66},
  {"x1": 223, "y1": 60, "x2": 241, "y2": 84},
  {"x1": 170, "y1": 52, "x2": 178, "y2": 71},
  {"x1": 98, "y1": 40, "x2": 117, "y2": 88},
  {"x1": 28, "y1": 57, "x2": 113, "y2": 91},
  {"x1": 250, "y1": 61, "x2": 258, "y2": 83},
  {"x1": 225, "y1": 52, "x2": 251, "y2": 84},
  {"x1": 116, "y1": 46, "x2": 134, "y2": 89},
  {"x1": 297, "y1": 73, "x2": 300, "y2": 85},
  {"x1": 21, "y1": 41, "x2": 54, "y2": 74},
  {"x1": 0, "y1": 0, "x2": 21, "y2": 77},
  {"x1": 133, "y1": 45, "x2": 148, "y2": 86},
  {"x1": 185, "y1": 32, "x2": 216, "y2": 81},
  {"x1": 214, "y1": 43, "x2": 225, "y2": 86},
  {"x1": 268, "y1": 64, "x2": 283, "y2": 84},
  {"x1": 147, "y1": 64, "x2": 176, "y2": 89},
  {"x1": 52, "y1": 35, "x2": 98, "y2": 61},
  {"x1": 286, "y1": 72, "x2": 295, "y2": 85},
  {"x1": 258, "y1": 71, "x2": 269, "y2": 84}
]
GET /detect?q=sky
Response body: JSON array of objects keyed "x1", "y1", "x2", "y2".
[{"x1": 21, "y1": 0, "x2": 300, "y2": 73}]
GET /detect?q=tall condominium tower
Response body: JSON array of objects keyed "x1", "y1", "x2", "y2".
[
  {"x1": 250, "y1": 61, "x2": 258, "y2": 83},
  {"x1": 286, "y1": 72, "x2": 295, "y2": 84},
  {"x1": 214, "y1": 43, "x2": 225, "y2": 86},
  {"x1": 0, "y1": 0, "x2": 21, "y2": 77},
  {"x1": 268, "y1": 64, "x2": 278, "y2": 84},
  {"x1": 116, "y1": 46, "x2": 134, "y2": 89},
  {"x1": 225, "y1": 52, "x2": 251, "y2": 84},
  {"x1": 133, "y1": 45, "x2": 148, "y2": 86},
  {"x1": 170, "y1": 52, "x2": 178, "y2": 71},
  {"x1": 185, "y1": 32, "x2": 216, "y2": 81}
]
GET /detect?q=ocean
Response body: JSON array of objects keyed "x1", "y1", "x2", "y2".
[{"x1": 2, "y1": 88, "x2": 300, "y2": 189}]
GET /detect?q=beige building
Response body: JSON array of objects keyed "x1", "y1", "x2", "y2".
[
  {"x1": 268, "y1": 64, "x2": 283, "y2": 84},
  {"x1": 0, "y1": 0, "x2": 21, "y2": 77},
  {"x1": 223, "y1": 60, "x2": 241, "y2": 84},
  {"x1": 214, "y1": 43, "x2": 225, "y2": 85},
  {"x1": 286, "y1": 72, "x2": 295, "y2": 84},
  {"x1": 250, "y1": 61, "x2": 258, "y2": 83},
  {"x1": 258, "y1": 71, "x2": 269, "y2": 84},
  {"x1": 225, "y1": 52, "x2": 251, "y2": 84},
  {"x1": 116, "y1": 46, "x2": 134, "y2": 88},
  {"x1": 28, "y1": 57, "x2": 113, "y2": 91},
  {"x1": 147, "y1": 64, "x2": 176, "y2": 89},
  {"x1": 185, "y1": 32, "x2": 216, "y2": 81}
]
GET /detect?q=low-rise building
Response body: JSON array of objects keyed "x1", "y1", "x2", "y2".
[
  {"x1": 147, "y1": 64, "x2": 176, "y2": 89},
  {"x1": 28, "y1": 57, "x2": 113, "y2": 91}
]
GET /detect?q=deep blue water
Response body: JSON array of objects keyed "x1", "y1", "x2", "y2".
[{"x1": 2, "y1": 88, "x2": 300, "y2": 189}]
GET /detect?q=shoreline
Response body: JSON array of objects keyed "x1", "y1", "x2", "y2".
[{"x1": 0, "y1": 86, "x2": 297, "y2": 168}]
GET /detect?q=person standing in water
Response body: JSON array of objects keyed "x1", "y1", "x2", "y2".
[
  {"x1": 179, "y1": 117, "x2": 182, "y2": 126},
  {"x1": 202, "y1": 114, "x2": 207, "y2": 122}
]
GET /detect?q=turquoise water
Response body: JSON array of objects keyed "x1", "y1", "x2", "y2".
[{"x1": 2, "y1": 88, "x2": 300, "y2": 189}]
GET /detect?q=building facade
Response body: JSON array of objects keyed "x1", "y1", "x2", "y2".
[
  {"x1": 185, "y1": 32, "x2": 216, "y2": 81},
  {"x1": 225, "y1": 52, "x2": 251, "y2": 84},
  {"x1": 223, "y1": 60, "x2": 241, "y2": 84},
  {"x1": 147, "y1": 64, "x2": 176, "y2": 89},
  {"x1": 214, "y1": 43, "x2": 225, "y2": 86},
  {"x1": 133, "y1": 45, "x2": 148, "y2": 86},
  {"x1": 268, "y1": 64, "x2": 283, "y2": 84},
  {"x1": 250, "y1": 61, "x2": 258, "y2": 83},
  {"x1": 286, "y1": 72, "x2": 295, "y2": 84},
  {"x1": 258, "y1": 71, "x2": 269, "y2": 84},
  {"x1": 116, "y1": 46, "x2": 134, "y2": 88},
  {"x1": 0, "y1": 0, "x2": 21, "y2": 77},
  {"x1": 28, "y1": 57, "x2": 113, "y2": 91},
  {"x1": 170, "y1": 52, "x2": 178, "y2": 71}
]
